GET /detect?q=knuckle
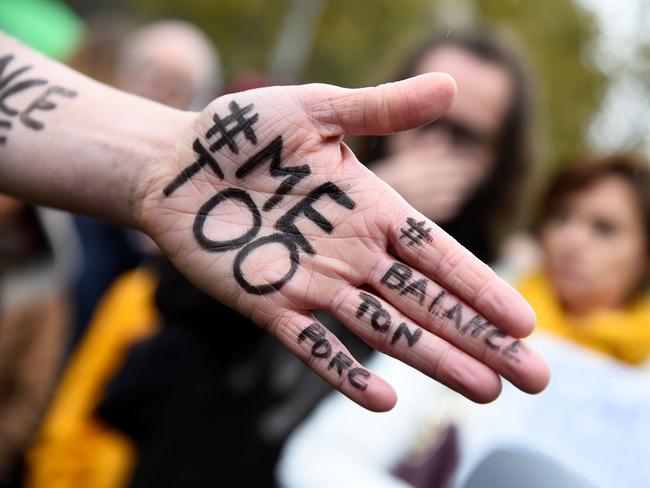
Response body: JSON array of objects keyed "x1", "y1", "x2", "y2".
[
  {"x1": 265, "y1": 309, "x2": 292, "y2": 338},
  {"x1": 433, "y1": 343, "x2": 453, "y2": 381}
]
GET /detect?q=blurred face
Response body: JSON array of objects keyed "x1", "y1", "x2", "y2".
[
  {"x1": 541, "y1": 176, "x2": 648, "y2": 315},
  {"x1": 119, "y1": 35, "x2": 200, "y2": 110},
  {"x1": 388, "y1": 45, "x2": 513, "y2": 195}
]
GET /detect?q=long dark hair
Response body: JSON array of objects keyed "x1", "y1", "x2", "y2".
[{"x1": 363, "y1": 30, "x2": 535, "y2": 263}]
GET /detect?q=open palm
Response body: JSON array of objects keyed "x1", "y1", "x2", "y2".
[{"x1": 141, "y1": 74, "x2": 549, "y2": 411}]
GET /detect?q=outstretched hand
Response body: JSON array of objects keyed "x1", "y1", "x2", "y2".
[{"x1": 140, "y1": 74, "x2": 550, "y2": 411}]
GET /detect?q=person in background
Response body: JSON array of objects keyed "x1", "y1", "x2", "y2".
[
  {"x1": 278, "y1": 154, "x2": 650, "y2": 488},
  {"x1": 0, "y1": 200, "x2": 71, "y2": 488},
  {"x1": 366, "y1": 29, "x2": 535, "y2": 263},
  {"x1": 115, "y1": 20, "x2": 220, "y2": 110},
  {"x1": 520, "y1": 154, "x2": 650, "y2": 363}
]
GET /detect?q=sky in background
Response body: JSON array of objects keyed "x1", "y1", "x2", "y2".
[{"x1": 577, "y1": 0, "x2": 650, "y2": 158}]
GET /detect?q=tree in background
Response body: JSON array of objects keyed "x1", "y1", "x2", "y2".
[
  {"x1": 72, "y1": 0, "x2": 607, "y2": 169},
  {"x1": 577, "y1": 0, "x2": 650, "y2": 157}
]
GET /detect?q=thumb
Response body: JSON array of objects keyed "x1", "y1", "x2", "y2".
[{"x1": 306, "y1": 72, "x2": 456, "y2": 137}]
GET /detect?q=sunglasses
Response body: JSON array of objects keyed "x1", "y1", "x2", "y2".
[{"x1": 418, "y1": 117, "x2": 496, "y2": 150}]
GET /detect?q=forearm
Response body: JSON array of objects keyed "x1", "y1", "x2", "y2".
[{"x1": 0, "y1": 33, "x2": 192, "y2": 228}]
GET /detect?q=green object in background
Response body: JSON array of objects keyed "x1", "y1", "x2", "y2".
[{"x1": 0, "y1": 0, "x2": 84, "y2": 60}]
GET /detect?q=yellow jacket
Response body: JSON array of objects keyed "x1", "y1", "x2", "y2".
[
  {"x1": 27, "y1": 268, "x2": 159, "y2": 488},
  {"x1": 518, "y1": 271, "x2": 650, "y2": 365}
]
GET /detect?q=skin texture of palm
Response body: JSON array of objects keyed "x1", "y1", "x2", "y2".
[{"x1": 140, "y1": 78, "x2": 549, "y2": 411}]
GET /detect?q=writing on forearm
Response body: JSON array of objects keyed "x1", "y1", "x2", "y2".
[
  {"x1": 163, "y1": 98, "x2": 357, "y2": 295},
  {"x1": 0, "y1": 54, "x2": 76, "y2": 145}
]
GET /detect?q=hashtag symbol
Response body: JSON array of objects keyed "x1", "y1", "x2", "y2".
[
  {"x1": 206, "y1": 100, "x2": 259, "y2": 155},
  {"x1": 400, "y1": 218, "x2": 433, "y2": 246}
]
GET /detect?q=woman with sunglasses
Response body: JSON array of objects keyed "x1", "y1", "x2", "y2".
[{"x1": 367, "y1": 30, "x2": 534, "y2": 264}]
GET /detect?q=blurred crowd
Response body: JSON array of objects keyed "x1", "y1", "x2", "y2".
[{"x1": 1, "y1": 1, "x2": 649, "y2": 488}]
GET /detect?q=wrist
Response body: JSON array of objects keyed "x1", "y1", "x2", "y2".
[{"x1": 128, "y1": 104, "x2": 196, "y2": 230}]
